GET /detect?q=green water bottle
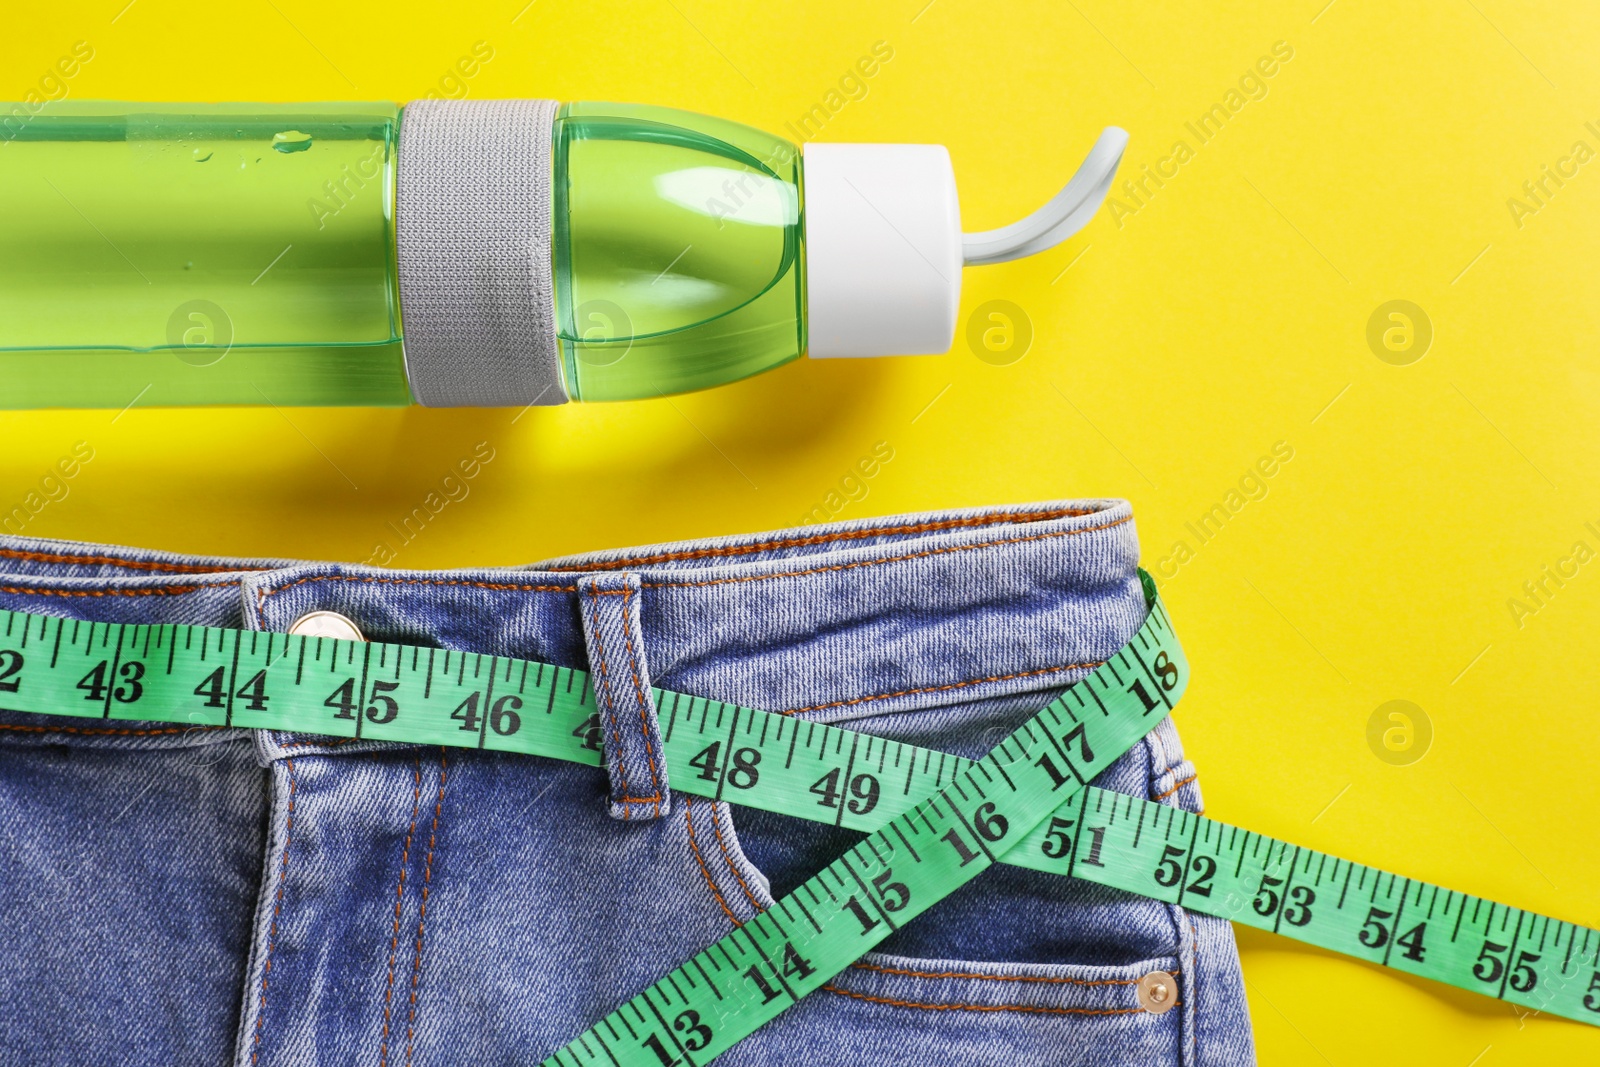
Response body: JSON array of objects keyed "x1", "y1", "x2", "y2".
[{"x1": 0, "y1": 99, "x2": 1125, "y2": 409}]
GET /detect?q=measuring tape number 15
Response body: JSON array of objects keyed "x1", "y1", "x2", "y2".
[
  {"x1": 543, "y1": 576, "x2": 1188, "y2": 1066},
  {"x1": 0, "y1": 573, "x2": 1595, "y2": 1062}
]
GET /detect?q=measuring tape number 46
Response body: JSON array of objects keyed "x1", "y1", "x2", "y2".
[{"x1": 0, "y1": 573, "x2": 1594, "y2": 1064}]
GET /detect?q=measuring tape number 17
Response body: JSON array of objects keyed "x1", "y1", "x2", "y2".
[
  {"x1": 0, "y1": 573, "x2": 1595, "y2": 1062},
  {"x1": 543, "y1": 575, "x2": 1188, "y2": 1065}
]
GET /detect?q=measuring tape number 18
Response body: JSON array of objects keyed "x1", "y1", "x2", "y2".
[
  {"x1": 539, "y1": 575, "x2": 1600, "y2": 1066},
  {"x1": 0, "y1": 573, "x2": 1595, "y2": 1063}
]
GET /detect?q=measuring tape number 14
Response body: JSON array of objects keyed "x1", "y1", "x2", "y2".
[
  {"x1": 0, "y1": 573, "x2": 1595, "y2": 1063},
  {"x1": 538, "y1": 575, "x2": 1600, "y2": 1065},
  {"x1": 544, "y1": 572, "x2": 1189, "y2": 1066}
]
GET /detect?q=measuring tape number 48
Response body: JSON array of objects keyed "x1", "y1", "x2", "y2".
[{"x1": 0, "y1": 573, "x2": 1594, "y2": 1065}]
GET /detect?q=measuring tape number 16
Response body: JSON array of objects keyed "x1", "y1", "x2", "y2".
[
  {"x1": 0, "y1": 573, "x2": 1595, "y2": 1062},
  {"x1": 543, "y1": 575, "x2": 1189, "y2": 1065}
]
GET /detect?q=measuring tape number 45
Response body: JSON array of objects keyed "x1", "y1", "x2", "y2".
[{"x1": 0, "y1": 574, "x2": 1594, "y2": 1064}]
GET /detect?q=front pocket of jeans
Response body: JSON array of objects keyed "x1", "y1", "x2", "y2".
[
  {"x1": 721, "y1": 949, "x2": 1187, "y2": 1066},
  {"x1": 823, "y1": 948, "x2": 1184, "y2": 1033},
  {"x1": 699, "y1": 800, "x2": 1190, "y2": 1065}
]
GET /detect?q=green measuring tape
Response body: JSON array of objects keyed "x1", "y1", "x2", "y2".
[{"x1": 0, "y1": 577, "x2": 1595, "y2": 1063}]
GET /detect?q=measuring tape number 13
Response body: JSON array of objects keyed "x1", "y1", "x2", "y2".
[
  {"x1": 543, "y1": 575, "x2": 1189, "y2": 1066},
  {"x1": 0, "y1": 573, "x2": 1595, "y2": 1061},
  {"x1": 540, "y1": 575, "x2": 1600, "y2": 1065}
]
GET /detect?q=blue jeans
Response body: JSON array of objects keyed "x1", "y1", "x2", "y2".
[{"x1": 0, "y1": 500, "x2": 1254, "y2": 1065}]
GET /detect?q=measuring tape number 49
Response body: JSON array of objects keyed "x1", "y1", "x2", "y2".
[{"x1": 0, "y1": 574, "x2": 1594, "y2": 1065}]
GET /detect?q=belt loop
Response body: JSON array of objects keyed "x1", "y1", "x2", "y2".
[{"x1": 576, "y1": 572, "x2": 671, "y2": 821}]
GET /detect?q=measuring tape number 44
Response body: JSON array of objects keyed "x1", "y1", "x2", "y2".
[{"x1": 0, "y1": 573, "x2": 1595, "y2": 1064}]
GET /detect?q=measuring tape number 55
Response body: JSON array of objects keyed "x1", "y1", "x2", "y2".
[{"x1": 0, "y1": 573, "x2": 1594, "y2": 1064}]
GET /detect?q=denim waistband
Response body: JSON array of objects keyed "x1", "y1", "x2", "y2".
[{"x1": 0, "y1": 500, "x2": 1141, "y2": 748}]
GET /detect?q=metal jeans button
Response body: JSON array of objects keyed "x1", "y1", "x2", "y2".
[{"x1": 286, "y1": 610, "x2": 366, "y2": 642}]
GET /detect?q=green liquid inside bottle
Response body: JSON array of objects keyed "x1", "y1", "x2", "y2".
[
  {"x1": 0, "y1": 100, "x2": 807, "y2": 409},
  {"x1": 0, "y1": 102, "x2": 409, "y2": 408},
  {"x1": 0, "y1": 98, "x2": 1113, "y2": 409},
  {"x1": 551, "y1": 102, "x2": 805, "y2": 402}
]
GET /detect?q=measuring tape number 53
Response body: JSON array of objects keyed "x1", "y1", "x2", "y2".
[{"x1": 0, "y1": 573, "x2": 1594, "y2": 1064}]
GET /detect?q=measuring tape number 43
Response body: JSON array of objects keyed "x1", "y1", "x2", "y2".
[{"x1": 0, "y1": 574, "x2": 1594, "y2": 1065}]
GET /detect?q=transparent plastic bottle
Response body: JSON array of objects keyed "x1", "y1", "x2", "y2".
[
  {"x1": 0, "y1": 99, "x2": 1124, "y2": 409},
  {"x1": 0, "y1": 102, "x2": 407, "y2": 408},
  {"x1": 552, "y1": 102, "x2": 804, "y2": 402}
]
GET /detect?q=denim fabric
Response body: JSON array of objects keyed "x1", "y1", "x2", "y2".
[
  {"x1": 577, "y1": 572, "x2": 672, "y2": 822},
  {"x1": 0, "y1": 501, "x2": 1255, "y2": 1065}
]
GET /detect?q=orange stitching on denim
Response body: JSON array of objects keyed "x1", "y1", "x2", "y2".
[
  {"x1": 0, "y1": 723, "x2": 205, "y2": 737},
  {"x1": 846, "y1": 961, "x2": 1179, "y2": 986},
  {"x1": 0, "y1": 546, "x2": 264, "y2": 574},
  {"x1": 783, "y1": 662, "x2": 1105, "y2": 716},
  {"x1": 708, "y1": 803, "x2": 764, "y2": 914},
  {"x1": 1, "y1": 581, "x2": 237, "y2": 598},
  {"x1": 684, "y1": 797, "x2": 740, "y2": 925},
  {"x1": 242, "y1": 513, "x2": 1132, "y2": 614},
  {"x1": 251, "y1": 757, "x2": 297, "y2": 1064},
  {"x1": 620, "y1": 586, "x2": 663, "y2": 820},
  {"x1": 547, "y1": 509, "x2": 1099, "y2": 572},
  {"x1": 820, "y1": 985, "x2": 1166, "y2": 1015},
  {"x1": 639, "y1": 514, "x2": 1134, "y2": 589},
  {"x1": 1154, "y1": 775, "x2": 1198, "y2": 802},
  {"x1": 404, "y1": 750, "x2": 448, "y2": 1067},
  {"x1": 379, "y1": 757, "x2": 424, "y2": 1067},
  {"x1": 252, "y1": 575, "x2": 577, "y2": 628},
  {"x1": 585, "y1": 587, "x2": 632, "y2": 821}
]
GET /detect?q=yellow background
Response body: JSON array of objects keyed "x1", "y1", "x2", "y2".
[{"x1": 3, "y1": 1, "x2": 1598, "y2": 1061}]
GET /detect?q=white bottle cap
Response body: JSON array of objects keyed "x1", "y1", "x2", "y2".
[
  {"x1": 802, "y1": 128, "x2": 1128, "y2": 359},
  {"x1": 803, "y1": 143, "x2": 962, "y2": 358}
]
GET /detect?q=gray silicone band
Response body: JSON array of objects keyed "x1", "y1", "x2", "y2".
[{"x1": 396, "y1": 99, "x2": 566, "y2": 408}]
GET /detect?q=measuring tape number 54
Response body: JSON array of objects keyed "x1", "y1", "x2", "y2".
[{"x1": 0, "y1": 573, "x2": 1594, "y2": 1064}]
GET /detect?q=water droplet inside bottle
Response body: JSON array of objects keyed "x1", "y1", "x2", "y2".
[
  {"x1": 193, "y1": 150, "x2": 213, "y2": 162},
  {"x1": 271, "y1": 130, "x2": 313, "y2": 154}
]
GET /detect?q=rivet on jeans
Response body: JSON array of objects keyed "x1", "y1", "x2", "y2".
[{"x1": 1136, "y1": 970, "x2": 1177, "y2": 1015}]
